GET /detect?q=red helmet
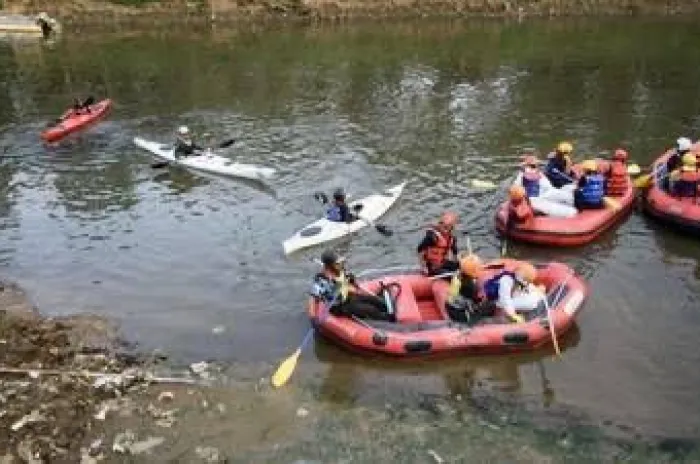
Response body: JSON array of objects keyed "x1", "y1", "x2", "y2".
[{"x1": 613, "y1": 149, "x2": 628, "y2": 162}]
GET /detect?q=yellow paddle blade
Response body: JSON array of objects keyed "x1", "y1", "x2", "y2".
[
  {"x1": 271, "y1": 348, "x2": 302, "y2": 388},
  {"x1": 626, "y1": 164, "x2": 641, "y2": 176},
  {"x1": 634, "y1": 174, "x2": 653, "y2": 189},
  {"x1": 603, "y1": 196, "x2": 621, "y2": 211},
  {"x1": 471, "y1": 179, "x2": 497, "y2": 189}
]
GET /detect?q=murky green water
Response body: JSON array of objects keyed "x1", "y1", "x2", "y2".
[{"x1": 1, "y1": 17, "x2": 700, "y2": 452}]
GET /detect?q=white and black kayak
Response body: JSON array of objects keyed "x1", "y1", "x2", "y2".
[
  {"x1": 133, "y1": 137, "x2": 276, "y2": 182},
  {"x1": 283, "y1": 182, "x2": 406, "y2": 255}
]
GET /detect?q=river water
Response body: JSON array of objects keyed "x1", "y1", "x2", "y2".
[{"x1": 1, "y1": 17, "x2": 699, "y2": 448}]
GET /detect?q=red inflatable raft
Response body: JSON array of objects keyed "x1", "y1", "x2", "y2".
[
  {"x1": 642, "y1": 150, "x2": 700, "y2": 234},
  {"x1": 307, "y1": 259, "x2": 587, "y2": 358},
  {"x1": 494, "y1": 163, "x2": 635, "y2": 247},
  {"x1": 41, "y1": 99, "x2": 112, "y2": 143}
]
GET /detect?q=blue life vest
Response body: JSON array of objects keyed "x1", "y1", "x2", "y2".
[
  {"x1": 545, "y1": 157, "x2": 572, "y2": 188},
  {"x1": 578, "y1": 174, "x2": 605, "y2": 206},
  {"x1": 673, "y1": 173, "x2": 699, "y2": 197},
  {"x1": 522, "y1": 172, "x2": 541, "y2": 197},
  {"x1": 483, "y1": 271, "x2": 515, "y2": 301},
  {"x1": 326, "y1": 205, "x2": 343, "y2": 222},
  {"x1": 310, "y1": 277, "x2": 336, "y2": 302}
]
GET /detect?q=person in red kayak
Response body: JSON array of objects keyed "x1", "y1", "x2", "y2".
[
  {"x1": 174, "y1": 126, "x2": 204, "y2": 159},
  {"x1": 50, "y1": 96, "x2": 95, "y2": 126},
  {"x1": 417, "y1": 211, "x2": 459, "y2": 277}
]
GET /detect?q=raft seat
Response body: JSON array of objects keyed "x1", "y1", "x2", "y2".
[{"x1": 393, "y1": 282, "x2": 423, "y2": 324}]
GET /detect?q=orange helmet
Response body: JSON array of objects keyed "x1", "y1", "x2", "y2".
[
  {"x1": 521, "y1": 155, "x2": 540, "y2": 167},
  {"x1": 514, "y1": 262, "x2": 537, "y2": 284},
  {"x1": 459, "y1": 254, "x2": 482, "y2": 278},
  {"x1": 509, "y1": 185, "x2": 526, "y2": 201},
  {"x1": 439, "y1": 211, "x2": 458, "y2": 228},
  {"x1": 613, "y1": 149, "x2": 628, "y2": 162}
]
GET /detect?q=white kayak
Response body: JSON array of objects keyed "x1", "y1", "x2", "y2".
[
  {"x1": 283, "y1": 182, "x2": 406, "y2": 255},
  {"x1": 133, "y1": 137, "x2": 276, "y2": 182}
]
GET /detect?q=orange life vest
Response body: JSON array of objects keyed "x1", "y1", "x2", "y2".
[
  {"x1": 422, "y1": 226, "x2": 454, "y2": 269},
  {"x1": 508, "y1": 198, "x2": 534, "y2": 224},
  {"x1": 606, "y1": 161, "x2": 628, "y2": 196}
]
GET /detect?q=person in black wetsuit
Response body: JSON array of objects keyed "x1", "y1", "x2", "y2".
[
  {"x1": 174, "y1": 126, "x2": 204, "y2": 159},
  {"x1": 310, "y1": 250, "x2": 394, "y2": 322}
]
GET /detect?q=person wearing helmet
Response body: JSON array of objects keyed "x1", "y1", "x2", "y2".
[
  {"x1": 417, "y1": 211, "x2": 459, "y2": 277},
  {"x1": 604, "y1": 148, "x2": 630, "y2": 197},
  {"x1": 36, "y1": 12, "x2": 58, "y2": 39},
  {"x1": 506, "y1": 185, "x2": 535, "y2": 226},
  {"x1": 512, "y1": 154, "x2": 575, "y2": 209},
  {"x1": 669, "y1": 153, "x2": 700, "y2": 198},
  {"x1": 444, "y1": 254, "x2": 494, "y2": 323},
  {"x1": 574, "y1": 159, "x2": 605, "y2": 209},
  {"x1": 52, "y1": 96, "x2": 96, "y2": 126},
  {"x1": 481, "y1": 262, "x2": 543, "y2": 323},
  {"x1": 666, "y1": 137, "x2": 694, "y2": 178},
  {"x1": 325, "y1": 188, "x2": 357, "y2": 223},
  {"x1": 545, "y1": 141, "x2": 576, "y2": 188},
  {"x1": 310, "y1": 250, "x2": 394, "y2": 322},
  {"x1": 174, "y1": 126, "x2": 203, "y2": 159}
]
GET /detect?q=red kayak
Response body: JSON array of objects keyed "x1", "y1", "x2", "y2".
[
  {"x1": 307, "y1": 259, "x2": 587, "y2": 358},
  {"x1": 643, "y1": 149, "x2": 700, "y2": 234},
  {"x1": 494, "y1": 162, "x2": 635, "y2": 247},
  {"x1": 41, "y1": 99, "x2": 112, "y2": 143}
]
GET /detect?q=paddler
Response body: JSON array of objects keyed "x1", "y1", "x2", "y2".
[
  {"x1": 544, "y1": 141, "x2": 576, "y2": 188},
  {"x1": 444, "y1": 254, "x2": 496, "y2": 323},
  {"x1": 310, "y1": 250, "x2": 394, "y2": 322},
  {"x1": 174, "y1": 126, "x2": 204, "y2": 159},
  {"x1": 603, "y1": 148, "x2": 630, "y2": 196},
  {"x1": 481, "y1": 262, "x2": 543, "y2": 324},
  {"x1": 666, "y1": 137, "x2": 694, "y2": 176},
  {"x1": 513, "y1": 155, "x2": 574, "y2": 207},
  {"x1": 574, "y1": 159, "x2": 605, "y2": 210},
  {"x1": 35, "y1": 12, "x2": 58, "y2": 39},
  {"x1": 417, "y1": 211, "x2": 459, "y2": 277},
  {"x1": 325, "y1": 188, "x2": 357, "y2": 223},
  {"x1": 669, "y1": 153, "x2": 700, "y2": 198}
]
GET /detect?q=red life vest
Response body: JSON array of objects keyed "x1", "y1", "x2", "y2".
[
  {"x1": 422, "y1": 226, "x2": 454, "y2": 269},
  {"x1": 606, "y1": 161, "x2": 628, "y2": 196},
  {"x1": 508, "y1": 198, "x2": 534, "y2": 224}
]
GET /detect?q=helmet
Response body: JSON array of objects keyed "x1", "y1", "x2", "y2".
[
  {"x1": 682, "y1": 153, "x2": 697, "y2": 167},
  {"x1": 557, "y1": 141, "x2": 573, "y2": 154},
  {"x1": 514, "y1": 262, "x2": 537, "y2": 284},
  {"x1": 439, "y1": 211, "x2": 458, "y2": 228},
  {"x1": 321, "y1": 250, "x2": 344, "y2": 267},
  {"x1": 521, "y1": 155, "x2": 540, "y2": 167},
  {"x1": 509, "y1": 185, "x2": 526, "y2": 201},
  {"x1": 677, "y1": 137, "x2": 693, "y2": 152},
  {"x1": 581, "y1": 159, "x2": 597, "y2": 172},
  {"x1": 332, "y1": 188, "x2": 346, "y2": 200},
  {"x1": 613, "y1": 149, "x2": 628, "y2": 162},
  {"x1": 178, "y1": 126, "x2": 190, "y2": 136},
  {"x1": 459, "y1": 254, "x2": 482, "y2": 278}
]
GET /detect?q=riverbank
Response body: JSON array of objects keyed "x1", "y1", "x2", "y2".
[{"x1": 2, "y1": 0, "x2": 700, "y2": 25}]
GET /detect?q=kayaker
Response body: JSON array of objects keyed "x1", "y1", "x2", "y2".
[
  {"x1": 669, "y1": 153, "x2": 700, "y2": 198},
  {"x1": 574, "y1": 160, "x2": 605, "y2": 210},
  {"x1": 513, "y1": 155, "x2": 574, "y2": 207},
  {"x1": 545, "y1": 141, "x2": 576, "y2": 188},
  {"x1": 417, "y1": 212, "x2": 459, "y2": 277},
  {"x1": 310, "y1": 250, "x2": 394, "y2": 322},
  {"x1": 326, "y1": 188, "x2": 357, "y2": 223},
  {"x1": 482, "y1": 262, "x2": 543, "y2": 323},
  {"x1": 71, "y1": 96, "x2": 95, "y2": 115},
  {"x1": 174, "y1": 126, "x2": 203, "y2": 159},
  {"x1": 445, "y1": 254, "x2": 495, "y2": 323},
  {"x1": 604, "y1": 149, "x2": 629, "y2": 196},
  {"x1": 35, "y1": 12, "x2": 57, "y2": 39},
  {"x1": 666, "y1": 137, "x2": 693, "y2": 176}
]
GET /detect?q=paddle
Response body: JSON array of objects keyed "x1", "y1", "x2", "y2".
[
  {"x1": 151, "y1": 138, "x2": 236, "y2": 169},
  {"x1": 312, "y1": 192, "x2": 393, "y2": 237},
  {"x1": 541, "y1": 271, "x2": 574, "y2": 358},
  {"x1": 271, "y1": 294, "x2": 338, "y2": 388}
]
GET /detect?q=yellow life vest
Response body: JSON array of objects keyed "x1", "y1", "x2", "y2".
[{"x1": 447, "y1": 274, "x2": 462, "y2": 304}]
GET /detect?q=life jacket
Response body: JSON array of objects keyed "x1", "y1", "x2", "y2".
[
  {"x1": 326, "y1": 204, "x2": 343, "y2": 222},
  {"x1": 422, "y1": 226, "x2": 454, "y2": 270},
  {"x1": 508, "y1": 198, "x2": 534, "y2": 224},
  {"x1": 545, "y1": 155, "x2": 573, "y2": 188},
  {"x1": 483, "y1": 271, "x2": 516, "y2": 301},
  {"x1": 578, "y1": 173, "x2": 605, "y2": 206},
  {"x1": 319, "y1": 269, "x2": 350, "y2": 302},
  {"x1": 672, "y1": 171, "x2": 700, "y2": 197},
  {"x1": 605, "y1": 161, "x2": 628, "y2": 196},
  {"x1": 522, "y1": 170, "x2": 541, "y2": 197}
]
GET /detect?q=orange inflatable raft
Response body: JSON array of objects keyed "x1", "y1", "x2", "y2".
[
  {"x1": 643, "y1": 150, "x2": 700, "y2": 234},
  {"x1": 494, "y1": 163, "x2": 635, "y2": 247},
  {"x1": 307, "y1": 260, "x2": 587, "y2": 357}
]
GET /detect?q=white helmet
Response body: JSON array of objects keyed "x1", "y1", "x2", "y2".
[
  {"x1": 37, "y1": 12, "x2": 50, "y2": 21},
  {"x1": 677, "y1": 137, "x2": 692, "y2": 152},
  {"x1": 178, "y1": 126, "x2": 190, "y2": 136}
]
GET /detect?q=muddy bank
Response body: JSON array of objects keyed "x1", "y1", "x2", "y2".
[{"x1": 2, "y1": 0, "x2": 700, "y2": 25}]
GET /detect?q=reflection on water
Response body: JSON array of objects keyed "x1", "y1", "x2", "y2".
[{"x1": 0, "y1": 18, "x2": 699, "y2": 439}]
